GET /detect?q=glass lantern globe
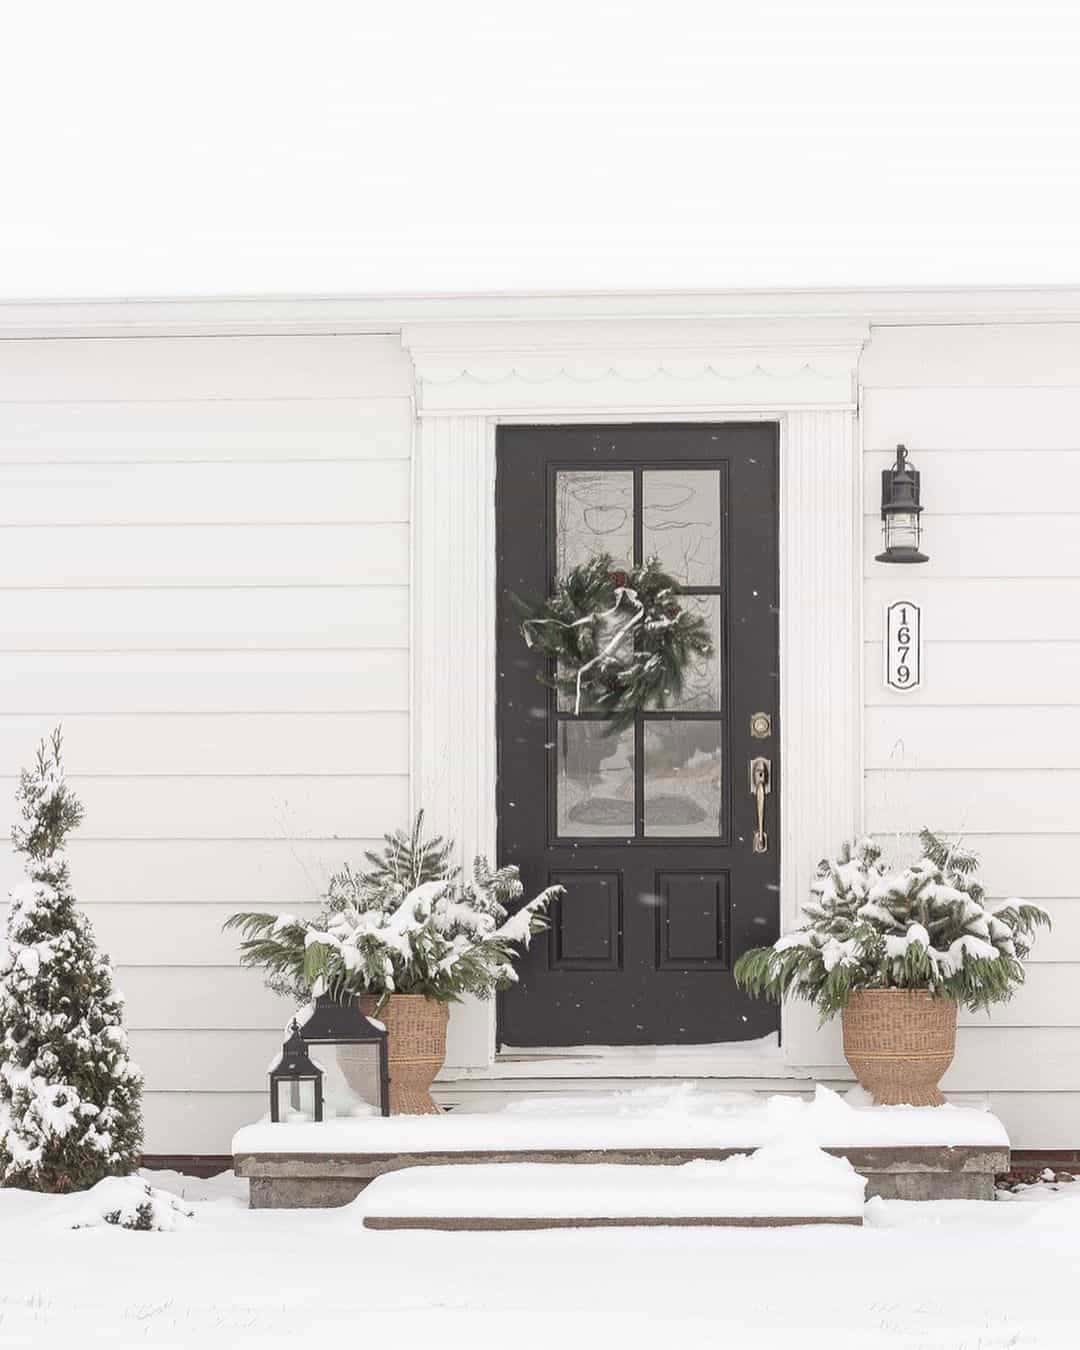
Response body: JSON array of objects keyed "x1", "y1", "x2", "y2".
[
  {"x1": 299, "y1": 994, "x2": 390, "y2": 1118},
  {"x1": 875, "y1": 444, "x2": 929, "y2": 564},
  {"x1": 269, "y1": 1022, "x2": 324, "y2": 1123}
]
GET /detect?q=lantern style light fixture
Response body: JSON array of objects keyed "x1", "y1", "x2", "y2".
[
  {"x1": 298, "y1": 993, "x2": 391, "y2": 1118},
  {"x1": 269, "y1": 1021, "x2": 324, "y2": 1123},
  {"x1": 875, "y1": 444, "x2": 929, "y2": 564}
]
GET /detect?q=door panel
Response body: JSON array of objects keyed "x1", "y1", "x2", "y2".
[{"x1": 496, "y1": 423, "x2": 779, "y2": 1047}]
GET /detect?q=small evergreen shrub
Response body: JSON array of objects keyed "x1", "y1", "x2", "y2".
[
  {"x1": 67, "y1": 1176, "x2": 193, "y2": 1231},
  {"x1": 227, "y1": 812, "x2": 562, "y2": 1006},
  {"x1": 0, "y1": 730, "x2": 143, "y2": 1192},
  {"x1": 734, "y1": 830, "x2": 1050, "y2": 1020}
]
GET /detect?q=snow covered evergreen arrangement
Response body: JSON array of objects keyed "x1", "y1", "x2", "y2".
[
  {"x1": 65, "y1": 1175, "x2": 193, "y2": 1231},
  {"x1": 734, "y1": 830, "x2": 1050, "y2": 1019},
  {"x1": 0, "y1": 729, "x2": 143, "y2": 1192},
  {"x1": 228, "y1": 812, "x2": 563, "y2": 1006}
]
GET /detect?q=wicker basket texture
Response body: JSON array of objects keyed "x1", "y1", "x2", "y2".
[
  {"x1": 841, "y1": 988, "x2": 957, "y2": 1106},
  {"x1": 358, "y1": 993, "x2": 449, "y2": 1115}
]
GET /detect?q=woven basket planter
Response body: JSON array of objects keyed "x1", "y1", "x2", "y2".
[
  {"x1": 358, "y1": 994, "x2": 448, "y2": 1115},
  {"x1": 841, "y1": 989, "x2": 957, "y2": 1106}
]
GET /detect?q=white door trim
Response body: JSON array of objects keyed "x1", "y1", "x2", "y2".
[{"x1": 405, "y1": 318, "x2": 867, "y2": 1075}]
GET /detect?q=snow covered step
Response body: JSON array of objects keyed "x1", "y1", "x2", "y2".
[
  {"x1": 234, "y1": 1086, "x2": 1010, "y2": 1208},
  {"x1": 358, "y1": 1146, "x2": 866, "y2": 1230}
]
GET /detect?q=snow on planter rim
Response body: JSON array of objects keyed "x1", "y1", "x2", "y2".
[
  {"x1": 356, "y1": 1145, "x2": 866, "y2": 1221},
  {"x1": 232, "y1": 1084, "x2": 1009, "y2": 1155}
]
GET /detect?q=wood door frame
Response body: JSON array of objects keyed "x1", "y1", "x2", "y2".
[{"x1": 404, "y1": 318, "x2": 867, "y2": 1079}]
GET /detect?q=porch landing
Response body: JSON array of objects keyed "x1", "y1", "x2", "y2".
[{"x1": 233, "y1": 1086, "x2": 1009, "y2": 1209}]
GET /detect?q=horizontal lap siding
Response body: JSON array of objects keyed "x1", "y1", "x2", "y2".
[
  {"x1": 0, "y1": 334, "x2": 414, "y2": 1154},
  {"x1": 862, "y1": 323, "x2": 1080, "y2": 1147},
  {"x1": 0, "y1": 840, "x2": 387, "y2": 901},
  {"x1": 0, "y1": 523, "x2": 410, "y2": 586},
  {"x1": 0, "y1": 775, "x2": 410, "y2": 840},
  {"x1": 0, "y1": 651, "x2": 410, "y2": 713},
  {"x1": 0, "y1": 399, "x2": 412, "y2": 459}
]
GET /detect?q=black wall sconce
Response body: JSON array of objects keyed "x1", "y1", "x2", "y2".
[{"x1": 876, "y1": 444, "x2": 929, "y2": 564}]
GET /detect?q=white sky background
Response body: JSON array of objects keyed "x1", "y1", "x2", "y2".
[{"x1": 2, "y1": 0, "x2": 1080, "y2": 298}]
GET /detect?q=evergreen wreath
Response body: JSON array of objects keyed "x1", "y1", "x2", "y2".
[{"x1": 520, "y1": 552, "x2": 713, "y2": 732}]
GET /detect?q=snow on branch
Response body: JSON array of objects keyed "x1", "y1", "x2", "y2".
[
  {"x1": 227, "y1": 813, "x2": 562, "y2": 1006},
  {"x1": 734, "y1": 832, "x2": 1050, "y2": 1019}
]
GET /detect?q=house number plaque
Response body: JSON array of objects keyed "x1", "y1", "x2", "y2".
[{"x1": 885, "y1": 600, "x2": 922, "y2": 692}]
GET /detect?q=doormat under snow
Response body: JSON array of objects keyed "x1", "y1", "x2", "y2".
[{"x1": 358, "y1": 1145, "x2": 866, "y2": 1230}]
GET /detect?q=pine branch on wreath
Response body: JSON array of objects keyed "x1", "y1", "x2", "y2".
[{"x1": 517, "y1": 553, "x2": 713, "y2": 733}]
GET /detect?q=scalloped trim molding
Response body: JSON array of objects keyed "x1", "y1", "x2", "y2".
[
  {"x1": 402, "y1": 319, "x2": 870, "y2": 414},
  {"x1": 418, "y1": 358, "x2": 837, "y2": 385}
]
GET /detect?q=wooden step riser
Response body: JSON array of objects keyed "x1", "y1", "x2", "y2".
[{"x1": 363, "y1": 1215, "x2": 864, "y2": 1230}]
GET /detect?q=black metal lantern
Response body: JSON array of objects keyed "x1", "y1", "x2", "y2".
[
  {"x1": 876, "y1": 444, "x2": 929, "y2": 564},
  {"x1": 269, "y1": 1021, "x2": 324, "y2": 1123},
  {"x1": 298, "y1": 993, "x2": 390, "y2": 1118}
]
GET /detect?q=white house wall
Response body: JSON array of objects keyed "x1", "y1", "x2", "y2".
[
  {"x1": 1, "y1": 315, "x2": 1079, "y2": 1153},
  {"x1": 0, "y1": 334, "x2": 414, "y2": 1155},
  {"x1": 861, "y1": 322, "x2": 1080, "y2": 1146}
]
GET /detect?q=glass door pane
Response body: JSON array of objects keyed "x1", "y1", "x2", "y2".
[
  {"x1": 556, "y1": 721, "x2": 635, "y2": 837},
  {"x1": 648, "y1": 594, "x2": 722, "y2": 712},
  {"x1": 644, "y1": 720, "x2": 722, "y2": 837},
  {"x1": 642, "y1": 469, "x2": 722, "y2": 586},
  {"x1": 556, "y1": 470, "x2": 634, "y2": 575}
]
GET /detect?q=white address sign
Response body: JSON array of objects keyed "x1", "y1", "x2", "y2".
[{"x1": 885, "y1": 600, "x2": 922, "y2": 693}]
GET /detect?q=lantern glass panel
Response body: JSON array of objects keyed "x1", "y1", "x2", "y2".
[
  {"x1": 274, "y1": 1076, "x2": 319, "y2": 1123},
  {"x1": 321, "y1": 1042, "x2": 383, "y2": 1118},
  {"x1": 884, "y1": 511, "x2": 921, "y2": 554}
]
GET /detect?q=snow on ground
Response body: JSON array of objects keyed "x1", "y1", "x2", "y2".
[{"x1": 1, "y1": 1169, "x2": 1079, "y2": 1348}]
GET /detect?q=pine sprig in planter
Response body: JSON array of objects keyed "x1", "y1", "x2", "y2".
[
  {"x1": 734, "y1": 830, "x2": 1050, "y2": 1020},
  {"x1": 227, "y1": 812, "x2": 562, "y2": 1007},
  {"x1": 519, "y1": 553, "x2": 713, "y2": 732}
]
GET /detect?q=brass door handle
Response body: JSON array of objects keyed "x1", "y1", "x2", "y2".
[{"x1": 749, "y1": 757, "x2": 771, "y2": 853}]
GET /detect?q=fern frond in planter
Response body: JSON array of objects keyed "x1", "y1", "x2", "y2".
[
  {"x1": 226, "y1": 813, "x2": 561, "y2": 1004},
  {"x1": 733, "y1": 831, "x2": 1050, "y2": 1020},
  {"x1": 223, "y1": 912, "x2": 312, "y2": 1000}
]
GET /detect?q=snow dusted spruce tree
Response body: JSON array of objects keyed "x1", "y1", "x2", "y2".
[
  {"x1": 734, "y1": 830, "x2": 1050, "y2": 1018},
  {"x1": 0, "y1": 730, "x2": 142, "y2": 1192}
]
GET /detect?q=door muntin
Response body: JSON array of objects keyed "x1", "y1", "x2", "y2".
[{"x1": 547, "y1": 459, "x2": 730, "y2": 848}]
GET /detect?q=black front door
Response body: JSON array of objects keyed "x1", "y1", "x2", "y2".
[{"x1": 496, "y1": 423, "x2": 780, "y2": 1047}]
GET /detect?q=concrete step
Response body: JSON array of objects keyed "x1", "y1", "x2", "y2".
[
  {"x1": 358, "y1": 1154, "x2": 866, "y2": 1231},
  {"x1": 233, "y1": 1087, "x2": 1010, "y2": 1208}
]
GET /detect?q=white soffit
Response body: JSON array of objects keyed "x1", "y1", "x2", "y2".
[{"x1": 3, "y1": 286, "x2": 1080, "y2": 339}]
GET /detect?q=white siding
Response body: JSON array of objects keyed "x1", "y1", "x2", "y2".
[
  {"x1": 862, "y1": 322, "x2": 1080, "y2": 1147},
  {"x1": 0, "y1": 334, "x2": 414, "y2": 1154},
  {"x1": 5, "y1": 315, "x2": 1080, "y2": 1158}
]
